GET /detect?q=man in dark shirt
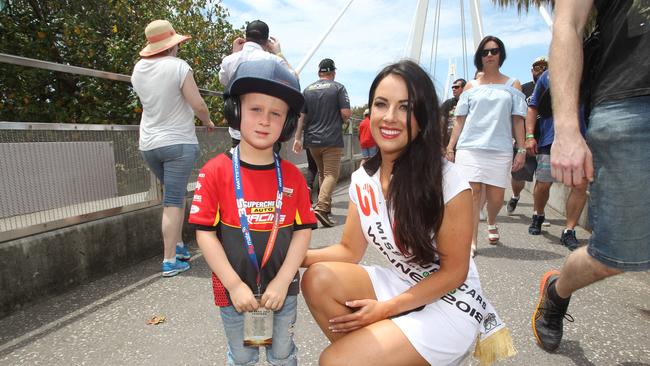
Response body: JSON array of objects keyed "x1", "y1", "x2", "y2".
[
  {"x1": 440, "y1": 78, "x2": 466, "y2": 145},
  {"x1": 532, "y1": 0, "x2": 650, "y2": 353},
  {"x1": 292, "y1": 58, "x2": 351, "y2": 227}
]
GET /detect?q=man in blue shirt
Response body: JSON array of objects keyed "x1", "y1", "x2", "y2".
[{"x1": 524, "y1": 70, "x2": 587, "y2": 250}]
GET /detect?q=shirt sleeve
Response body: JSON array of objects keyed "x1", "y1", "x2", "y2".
[
  {"x1": 338, "y1": 84, "x2": 351, "y2": 110},
  {"x1": 177, "y1": 59, "x2": 192, "y2": 89},
  {"x1": 511, "y1": 88, "x2": 528, "y2": 117},
  {"x1": 218, "y1": 57, "x2": 231, "y2": 87},
  {"x1": 292, "y1": 171, "x2": 317, "y2": 230},
  {"x1": 442, "y1": 161, "x2": 471, "y2": 204},
  {"x1": 529, "y1": 71, "x2": 548, "y2": 109},
  {"x1": 188, "y1": 163, "x2": 221, "y2": 230},
  {"x1": 454, "y1": 91, "x2": 470, "y2": 116}
]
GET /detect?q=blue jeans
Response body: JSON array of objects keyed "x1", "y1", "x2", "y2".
[
  {"x1": 361, "y1": 146, "x2": 378, "y2": 159},
  {"x1": 141, "y1": 144, "x2": 199, "y2": 207},
  {"x1": 219, "y1": 295, "x2": 298, "y2": 366},
  {"x1": 586, "y1": 95, "x2": 650, "y2": 271}
]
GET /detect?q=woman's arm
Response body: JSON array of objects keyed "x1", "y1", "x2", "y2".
[
  {"x1": 328, "y1": 189, "x2": 474, "y2": 331},
  {"x1": 181, "y1": 72, "x2": 214, "y2": 128},
  {"x1": 445, "y1": 115, "x2": 466, "y2": 162},
  {"x1": 302, "y1": 201, "x2": 368, "y2": 266}
]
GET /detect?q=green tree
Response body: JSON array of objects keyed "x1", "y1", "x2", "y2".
[{"x1": 0, "y1": 0, "x2": 239, "y2": 124}]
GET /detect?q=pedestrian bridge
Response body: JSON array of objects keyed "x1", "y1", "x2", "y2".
[{"x1": 0, "y1": 180, "x2": 648, "y2": 365}]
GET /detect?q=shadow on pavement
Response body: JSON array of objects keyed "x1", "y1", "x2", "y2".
[{"x1": 476, "y1": 245, "x2": 565, "y2": 261}]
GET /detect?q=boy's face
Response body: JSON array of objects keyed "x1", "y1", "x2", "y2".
[{"x1": 239, "y1": 92, "x2": 289, "y2": 150}]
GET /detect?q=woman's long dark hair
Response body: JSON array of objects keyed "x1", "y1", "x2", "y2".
[{"x1": 364, "y1": 60, "x2": 445, "y2": 265}]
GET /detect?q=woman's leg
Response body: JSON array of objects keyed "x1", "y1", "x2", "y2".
[
  {"x1": 301, "y1": 262, "x2": 376, "y2": 342},
  {"x1": 319, "y1": 319, "x2": 428, "y2": 366},
  {"x1": 485, "y1": 184, "x2": 506, "y2": 226},
  {"x1": 162, "y1": 205, "x2": 184, "y2": 260},
  {"x1": 302, "y1": 262, "x2": 429, "y2": 366},
  {"x1": 468, "y1": 182, "x2": 482, "y2": 249}
]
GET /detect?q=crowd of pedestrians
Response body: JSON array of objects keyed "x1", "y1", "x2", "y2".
[{"x1": 128, "y1": 2, "x2": 648, "y2": 362}]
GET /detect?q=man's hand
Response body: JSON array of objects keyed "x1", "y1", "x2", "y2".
[
  {"x1": 525, "y1": 137, "x2": 538, "y2": 156},
  {"x1": 292, "y1": 139, "x2": 302, "y2": 154},
  {"x1": 232, "y1": 37, "x2": 245, "y2": 53},
  {"x1": 551, "y1": 128, "x2": 594, "y2": 187},
  {"x1": 266, "y1": 36, "x2": 282, "y2": 55}
]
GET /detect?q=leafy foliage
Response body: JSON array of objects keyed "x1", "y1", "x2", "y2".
[
  {"x1": 0, "y1": 0, "x2": 239, "y2": 125},
  {"x1": 490, "y1": 0, "x2": 554, "y2": 14}
]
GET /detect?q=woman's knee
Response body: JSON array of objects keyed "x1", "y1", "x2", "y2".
[
  {"x1": 301, "y1": 263, "x2": 339, "y2": 300},
  {"x1": 319, "y1": 345, "x2": 346, "y2": 366}
]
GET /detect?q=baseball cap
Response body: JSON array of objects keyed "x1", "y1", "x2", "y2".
[
  {"x1": 363, "y1": 108, "x2": 369, "y2": 116},
  {"x1": 532, "y1": 56, "x2": 548, "y2": 67},
  {"x1": 318, "y1": 58, "x2": 336, "y2": 73},
  {"x1": 245, "y1": 20, "x2": 269, "y2": 42},
  {"x1": 226, "y1": 59, "x2": 304, "y2": 113}
]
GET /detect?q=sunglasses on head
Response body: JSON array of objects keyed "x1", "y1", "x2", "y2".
[{"x1": 481, "y1": 47, "x2": 500, "y2": 57}]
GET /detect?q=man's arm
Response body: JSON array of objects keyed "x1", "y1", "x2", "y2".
[
  {"x1": 292, "y1": 112, "x2": 306, "y2": 153},
  {"x1": 340, "y1": 108, "x2": 352, "y2": 122},
  {"x1": 550, "y1": 0, "x2": 594, "y2": 186},
  {"x1": 266, "y1": 37, "x2": 299, "y2": 80}
]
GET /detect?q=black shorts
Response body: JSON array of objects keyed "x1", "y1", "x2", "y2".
[{"x1": 510, "y1": 148, "x2": 537, "y2": 182}]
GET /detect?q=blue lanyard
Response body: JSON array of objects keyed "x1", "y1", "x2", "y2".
[{"x1": 232, "y1": 145, "x2": 283, "y2": 294}]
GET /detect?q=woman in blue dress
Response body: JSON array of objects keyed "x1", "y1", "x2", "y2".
[{"x1": 445, "y1": 35, "x2": 527, "y2": 257}]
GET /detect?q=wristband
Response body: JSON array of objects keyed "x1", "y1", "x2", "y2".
[
  {"x1": 525, "y1": 133, "x2": 535, "y2": 139},
  {"x1": 517, "y1": 148, "x2": 526, "y2": 154}
]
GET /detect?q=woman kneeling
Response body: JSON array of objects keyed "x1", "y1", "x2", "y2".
[{"x1": 301, "y1": 60, "x2": 514, "y2": 366}]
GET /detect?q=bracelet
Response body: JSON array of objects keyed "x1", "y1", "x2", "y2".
[
  {"x1": 517, "y1": 148, "x2": 526, "y2": 154},
  {"x1": 525, "y1": 133, "x2": 535, "y2": 139}
]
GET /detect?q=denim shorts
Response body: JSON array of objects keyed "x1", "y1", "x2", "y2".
[
  {"x1": 361, "y1": 146, "x2": 378, "y2": 159},
  {"x1": 219, "y1": 295, "x2": 298, "y2": 366},
  {"x1": 141, "y1": 144, "x2": 199, "y2": 207},
  {"x1": 586, "y1": 95, "x2": 650, "y2": 271}
]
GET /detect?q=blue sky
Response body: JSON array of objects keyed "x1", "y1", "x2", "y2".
[{"x1": 221, "y1": 0, "x2": 552, "y2": 107}]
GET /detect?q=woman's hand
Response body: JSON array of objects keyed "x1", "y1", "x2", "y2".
[
  {"x1": 445, "y1": 150, "x2": 455, "y2": 162},
  {"x1": 261, "y1": 278, "x2": 289, "y2": 311},
  {"x1": 512, "y1": 152, "x2": 525, "y2": 172},
  {"x1": 328, "y1": 299, "x2": 391, "y2": 333}
]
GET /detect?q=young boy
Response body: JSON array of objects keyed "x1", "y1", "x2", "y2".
[{"x1": 188, "y1": 59, "x2": 316, "y2": 365}]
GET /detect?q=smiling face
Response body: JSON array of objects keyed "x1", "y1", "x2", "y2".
[
  {"x1": 239, "y1": 92, "x2": 288, "y2": 151},
  {"x1": 369, "y1": 74, "x2": 419, "y2": 159}
]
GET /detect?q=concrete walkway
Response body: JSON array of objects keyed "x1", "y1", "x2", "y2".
[{"x1": 1, "y1": 181, "x2": 648, "y2": 366}]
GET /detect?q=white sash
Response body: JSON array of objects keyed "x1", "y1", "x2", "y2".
[{"x1": 350, "y1": 167, "x2": 516, "y2": 365}]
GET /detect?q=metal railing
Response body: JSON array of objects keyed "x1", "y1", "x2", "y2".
[{"x1": 0, "y1": 54, "x2": 360, "y2": 243}]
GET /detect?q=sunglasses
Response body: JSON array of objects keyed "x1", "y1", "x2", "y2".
[
  {"x1": 451, "y1": 85, "x2": 462, "y2": 89},
  {"x1": 533, "y1": 65, "x2": 547, "y2": 72},
  {"x1": 480, "y1": 48, "x2": 500, "y2": 57}
]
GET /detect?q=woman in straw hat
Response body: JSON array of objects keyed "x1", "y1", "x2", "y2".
[{"x1": 131, "y1": 19, "x2": 214, "y2": 277}]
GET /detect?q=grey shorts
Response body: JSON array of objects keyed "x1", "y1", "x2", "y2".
[{"x1": 534, "y1": 146, "x2": 555, "y2": 183}]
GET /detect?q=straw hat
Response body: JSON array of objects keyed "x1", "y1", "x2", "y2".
[{"x1": 139, "y1": 20, "x2": 191, "y2": 57}]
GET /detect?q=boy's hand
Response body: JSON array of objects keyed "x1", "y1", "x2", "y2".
[
  {"x1": 261, "y1": 278, "x2": 289, "y2": 311},
  {"x1": 229, "y1": 282, "x2": 259, "y2": 313}
]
